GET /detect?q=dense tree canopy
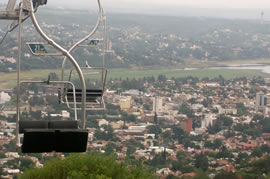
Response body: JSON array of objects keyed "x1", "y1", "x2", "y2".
[
  {"x1": 179, "y1": 103, "x2": 194, "y2": 118},
  {"x1": 194, "y1": 153, "x2": 208, "y2": 171},
  {"x1": 20, "y1": 153, "x2": 154, "y2": 179}
]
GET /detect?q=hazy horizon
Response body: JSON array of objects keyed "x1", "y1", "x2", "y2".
[
  {"x1": 45, "y1": 1, "x2": 270, "y2": 20},
  {"x1": 1, "y1": 0, "x2": 270, "y2": 20},
  {"x1": 47, "y1": 0, "x2": 270, "y2": 9}
]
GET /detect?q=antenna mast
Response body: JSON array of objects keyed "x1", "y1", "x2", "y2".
[{"x1": 261, "y1": 11, "x2": 264, "y2": 25}]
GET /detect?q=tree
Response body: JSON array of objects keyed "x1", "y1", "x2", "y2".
[
  {"x1": 179, "y1": 103, "x2": 194, "y2": 118},
  {"x1": 94, "y1": 125, "x2": 119, "y2": 141},
  {"x1": 183, "y1": 138, "x2": 195, "y2": 149},
  {"x1": 214, "y1": 171, "x2": 240, "y2": 179},
  {"x1": 213, "y1": 139, "x2": 222, "y2": 149},
  {"x1": 121, "y1": 79, "x2": 145, "y2": 91},
  {"x1": 3, "y1": 140, "x2": 17, "y2": 152},
  {"x1": 30, "y1": 110, "x2": 42, "y2": 120},
  {"x1": 202, "y1": 99, "x2": 209, "y2": 107},
  {"x1": 193, "y1": 170, "x2": 210, "y2": 179},
  {"x1": 216, "y1": 146, "x2": 233, "y2": 159},
  {"x1": 236, "y1": 103, "x2": 247, "y2": 116},
  {"x1": 49, "y1": 72, "x2": 59, "y2": 81},
  {"x1": 207, "y1": 120, "x2": 222, "y2": 134},
  {"x1": 194, "y1": 153, "x2": 208, "y2": 171},
  {"x1": 0, "y1": 152, "x2": 6, "y2": 159},
  {"x1": 123, "y1": 114, "x2": 137, "y2": 123},
  {"x1": 236, "y1": 152, "x2": 249, "y2": 164},
  {"x1": 158, "y1": 75, "x2": 167, "y2": 81},
  {"x1": 260, "y1": 118, "x2": 270, "y2": 133},
  {"x1": 218, "y1": 75, "x2": 225, "y2": 86},
  {"x1": 251, "y1": 147, "x2": 262, "y2": 158},
  {"x1": 29, "y1": 96, "x2": 44, "y2": 106},
  {"x1": 172, "y1": 126, "x2": 185, "y2": 144},
  {"x1": 105, "y1": 143, "x2": 119, "y2": 154},
  {"x1": 162, "y1": 130, "x2": 172, "y2": 144},
  {"x1": 143, "y1": 104, "x2": 151, "y2": 111},
  {"x1": 253, "y1": 115, "x2": 264, "y2": 121},
  {"x1": 126, "y1": 146, "x2": 136, "y2": 156},
  {"x1": 0, "y1": 167, "x2": 6, "y2": 179},
  {"x1": 193, "y1": 49, "x2": 204, "y2": 59},
  {"x1": 188, "y1": 98, "x2": 197, "y2": 104},
  {"x1": 146, "y1": 152, "x2": 167, "y2": 168},
  {"x1": 219, "y1": 114, "x2": 233, "y2": 127},
  {"x1": 166, "y1": 174, "x2": 179, "y2": 179},
  {"x1": 204, "y1": 141, "x2": 213, "y2": 149},
  {"x1": 17, "y1": 158, "x2": 35, "y2": 172},
  {"x1": 147, "y1": 125, "x2": 162, "y2": 138},
  {"x1": 106, "y1": 104, "x2": 120, "y2": 110},
  {"x1": 86, "y1": 118, "x2": 98, "y2": 128},
  {"x1": 204, "y1": 139, "x2": 222, "y2": 150},
  {"x1": 171, "y1": 151, "x2": 194, "y2": 173},
  {"x1": 261, "y1": 144, "x2": 270, "y2": 154},
  {"x1": 247, "y1": 155, "x2": 270, "y2": 175},
  {"x1": 20, "y1": 153, "x2": 153, "y2": 179},
  {"x1": 154, "y1": 113, "x2": 158, "y2": 124}
]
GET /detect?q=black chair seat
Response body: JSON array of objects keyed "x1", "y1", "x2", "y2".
[
  {"x1": 22, "y1": 129, "x2": 54, "y2": 153},
  {"x1": 20, "y1": 120, "x2": 88, "y2": 153},
  {"x1": 55, "y1": 129, "x2": 88, "y2": 152},
  {"x1": 21, "y1": 129, "x2": 88, "y2": 153}
]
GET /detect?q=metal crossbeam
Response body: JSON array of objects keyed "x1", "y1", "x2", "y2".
[
  {"x1": 0, "y1": 11, "x2": 19, "y2": 20},
  {"x1": 0, "y1": 0, "x2": 47, "y2": 20}
]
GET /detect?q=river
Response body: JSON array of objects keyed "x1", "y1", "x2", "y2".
[{"x1": 209, "y1": 64, "x2": 270, "y2": 74}]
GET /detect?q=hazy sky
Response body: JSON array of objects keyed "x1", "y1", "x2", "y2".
[
  {"x1": 48, "y1": 0, "x2": 270, "y2": 9},
  {"x1": 1, "y1": 0, "x2": 270, "y2": 19},
  {"x1": 1, "y1": 0, "x2": 270, "y2": 10}
]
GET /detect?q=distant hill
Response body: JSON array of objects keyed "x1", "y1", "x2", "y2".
[{"x1": 0, "y1": 8, "x2": 270, "y2": 71}]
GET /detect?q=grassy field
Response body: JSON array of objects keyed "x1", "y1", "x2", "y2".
[
  {"x1": 0, "y1": 69, "x2": 59, "y2": 89},
  {"x1": 106, "y1": 68, "x2": 268, "y2": 80},
  {"x1": 0, "y1": 68, "x2": 268, "y2": 89}
]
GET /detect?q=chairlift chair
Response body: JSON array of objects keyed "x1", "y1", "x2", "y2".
[
  {"x1": 0, "y1": 0, "x2": 107, "y2": 153},
  {"x1": 59, "y1": 0, "x2": 108, "y2": 111},
  {"x1": 18, "y1": 80, "x2": 88, "y2": 153},
  {"x1": 60, "y1": 65, "x2": 107, "y2": 111},
  {"x1": 0, "y1": 0, "x2": 90, "y2": 153}
]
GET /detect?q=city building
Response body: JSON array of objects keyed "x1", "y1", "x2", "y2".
[
  {"x1": 153, "y1": 96, "x2": 163, "y2": 114},
  {"x1": 201, "y1": 114, "x2": 216, "y2": 129},
  {"x1": 256, "y1": 91, "x2": 267, "y2": 112},
  {"x1": 120, "y1": 96, "x2": 132, "y2": 110},
  {"x1": 181, "y1": 118, "x2": 193, "y2": 132},
  {"x1": 0, "y1": 91, "x2": 11, "y2": 104}
]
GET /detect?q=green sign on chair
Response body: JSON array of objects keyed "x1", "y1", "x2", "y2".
[
  {"x1": 28, "y1": 43, "x2": 48, "y2": 54},
  {"x1": 27, "y1": 43, "x2": 62, "y2": 56},
  {"x1": 88, "y1": 40, "x2": 100, "y2": 47}
]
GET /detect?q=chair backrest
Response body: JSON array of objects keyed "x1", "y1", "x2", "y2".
[
  {"x1": 66, "y1": 89, "x2": 103, "y2": 102},
  {"x1": 19, "y1": 120, "x2": 78, "y2": 133},
  {"x1": 19, "y1": 120, "x2": 48, "y2": 133},
  {"x1": 49, "y1": 120, "x2": 78, "y2": 129}
]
